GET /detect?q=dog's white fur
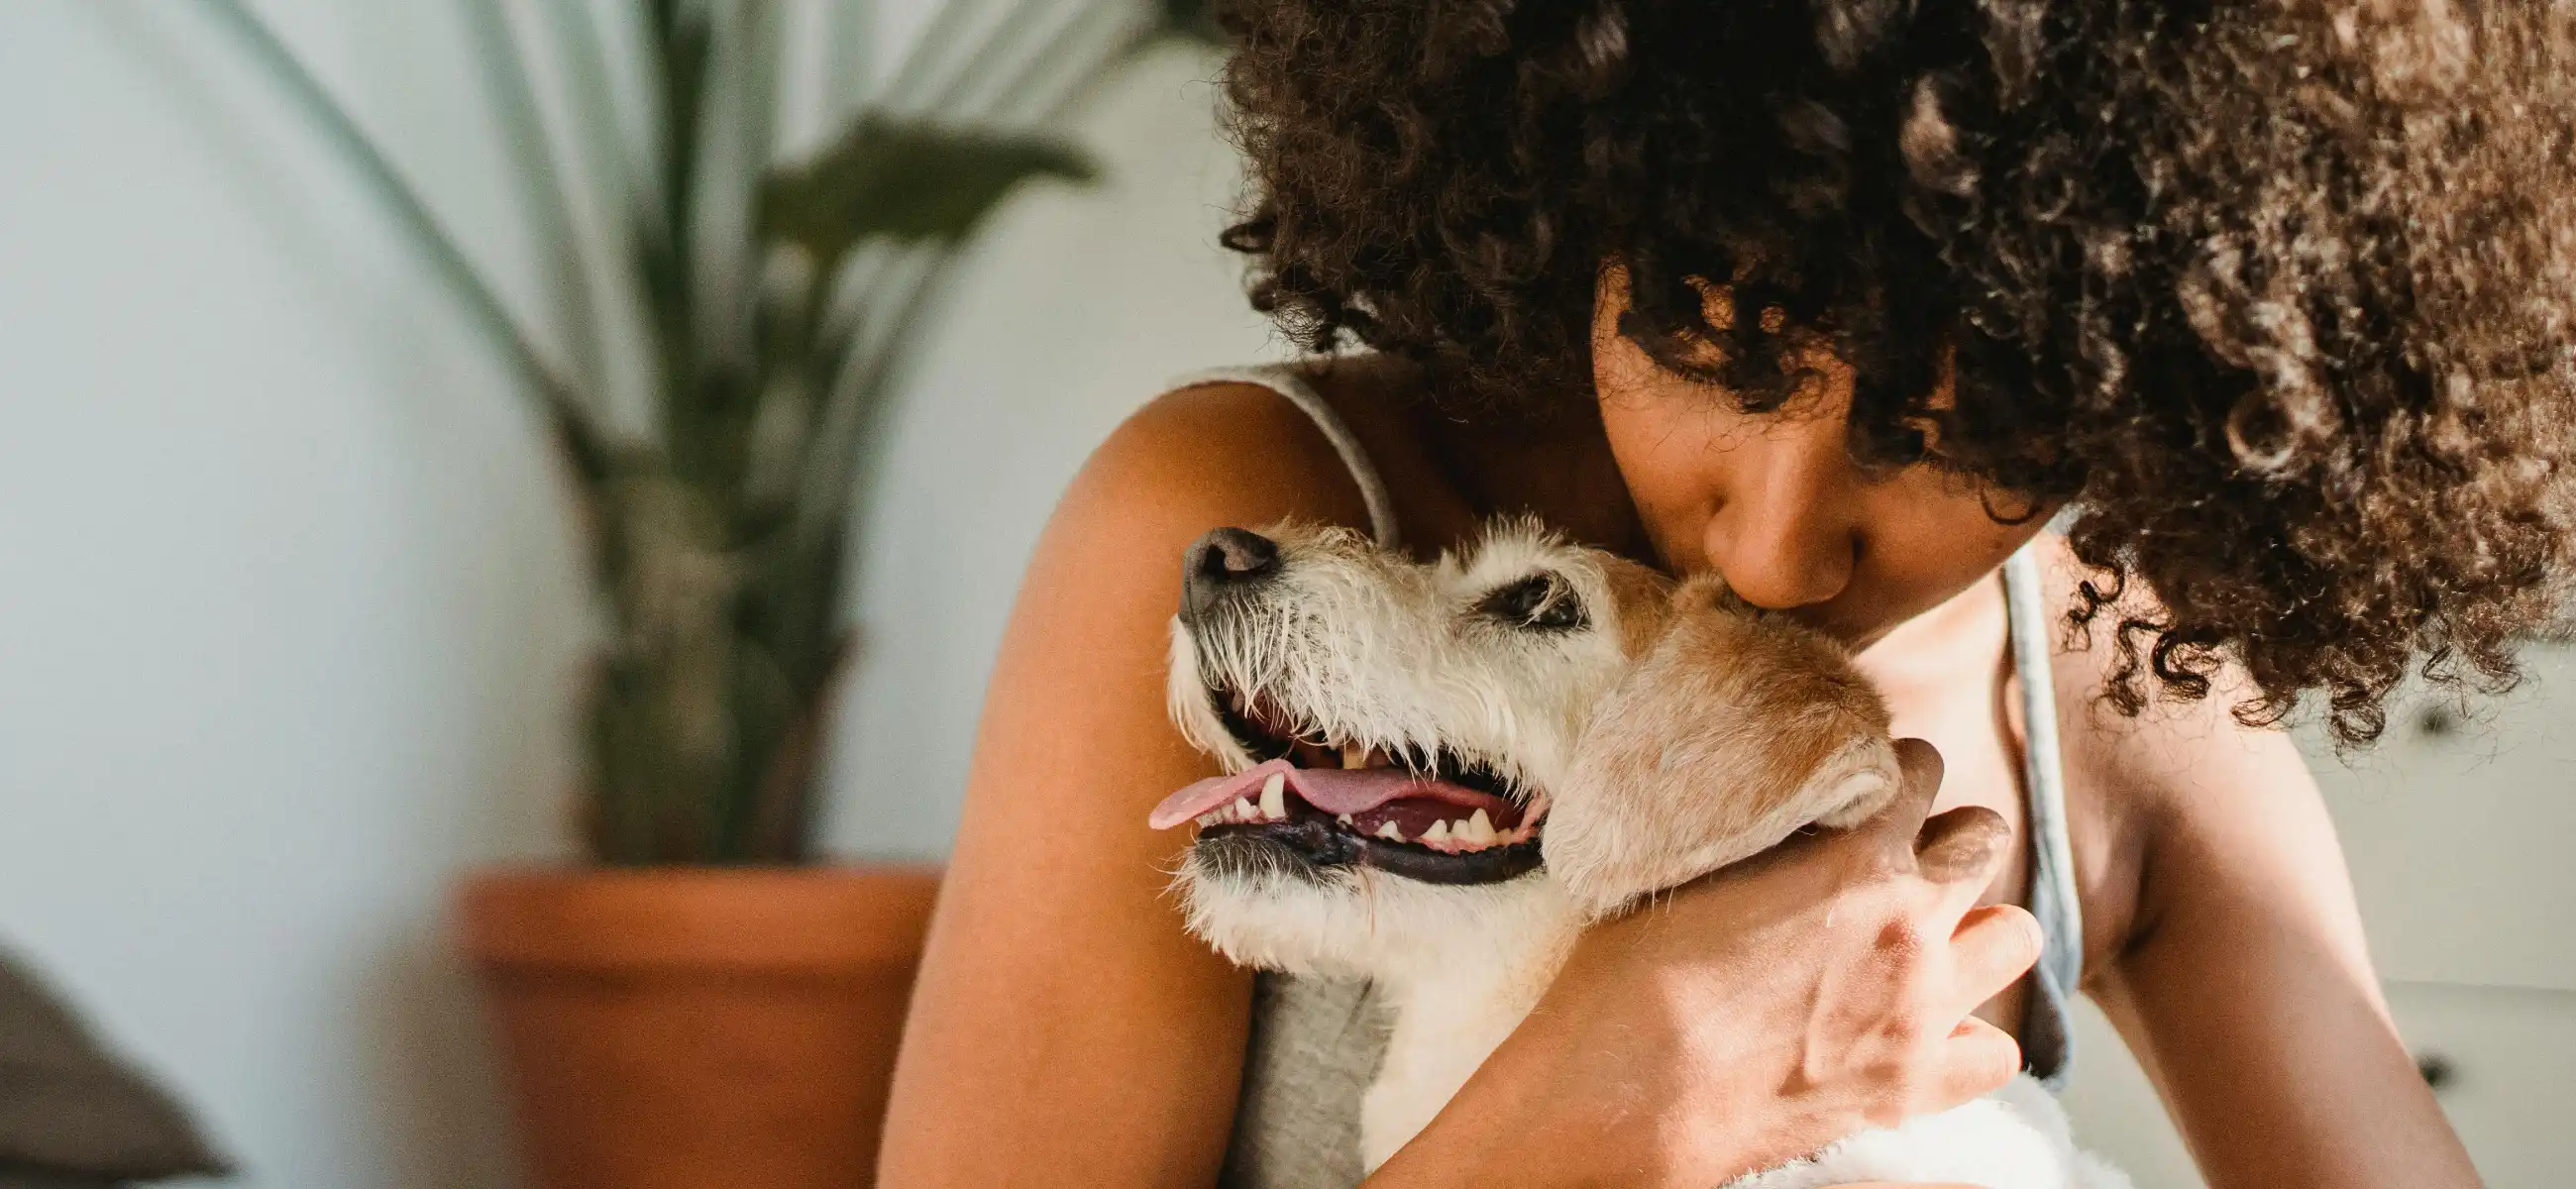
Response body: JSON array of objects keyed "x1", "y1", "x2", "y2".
[{"x1": 1167, "y1": 519, "x2": 2129, "y2": 1188}]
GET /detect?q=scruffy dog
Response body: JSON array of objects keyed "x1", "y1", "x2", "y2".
[{"x1": 1152, "y1": 520, "x2": 2128, "y2": 1188}]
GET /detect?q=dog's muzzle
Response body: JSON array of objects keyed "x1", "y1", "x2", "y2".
[{"x1": 1159, "y1": 527, "x2": 1548, "y2": 887}]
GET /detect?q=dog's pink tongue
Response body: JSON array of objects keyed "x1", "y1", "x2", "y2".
[
  {"x1": 1148, "y1": 759, "x2": 1515, "y2": 830},
  {"x1": 1149, "y1": 762, "x2": 1287, "y2": 830}
]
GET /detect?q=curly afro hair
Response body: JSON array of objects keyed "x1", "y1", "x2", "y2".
[{"x1": 1215, "y1": 0, "x2": 2576, "y2": 743}]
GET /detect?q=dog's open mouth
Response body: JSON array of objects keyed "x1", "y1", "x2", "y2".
[{"x1": 1149, "y1": 690, "x2": 1546, "y2": 885}]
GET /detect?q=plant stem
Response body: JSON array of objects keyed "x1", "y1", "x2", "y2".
[
  {"x1": 540, "y1": 0, "x2": 650, "y2": 231},
  {"x1": 879, "y1": 0, "x2": 993, "y2": 111},
  {"x1": 796, "y1": 247, "x2": 954, "y2": 548},
  {"x1": 643, "y1": 1, "x2": 711, "y2": 452},
  {"x1": 198, "y1": 0, "x2": 612, "y2": 490},
  {"x1": 819, "y1": 0, "x2": 874, "y2": 131},
  {"x1": 986, "y1": 8, "x2": 1153, "y2": 126},
  {"x1": 705, "y1": 0, "x2": 781, "y2": 379},
  {"x1": 461, "y1": 0, "x2": 609, "y2": 404},
  {"x1": 920, "y1": 0, "x2": 1067, "y2": 116}
]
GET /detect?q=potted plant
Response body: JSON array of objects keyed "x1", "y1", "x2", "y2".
[{"x1": 192, "y1": 1, "x2": 1217, "y2": 1185}]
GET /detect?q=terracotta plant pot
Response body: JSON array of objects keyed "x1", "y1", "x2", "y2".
[{"x1": 458, "y1": 865, "x2": 941, "y2": 1189}]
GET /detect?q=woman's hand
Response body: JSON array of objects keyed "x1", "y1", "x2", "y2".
[{"x1": 1368, "y1": 739, "x2": 2040, "y2": 1189}]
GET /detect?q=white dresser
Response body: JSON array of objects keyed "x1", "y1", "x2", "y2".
[{"x1": 2062, "y1": 645, "x2": 2576, "y2": 1186}]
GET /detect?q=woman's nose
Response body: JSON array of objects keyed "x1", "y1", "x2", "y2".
[{"x1": 1699, "y1": 420, "x2": 1861, "y2": 610}]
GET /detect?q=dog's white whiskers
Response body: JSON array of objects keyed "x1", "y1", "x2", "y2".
[{"x1": 1156, "y1": 517, "x2": 2098, "y2": 1187}]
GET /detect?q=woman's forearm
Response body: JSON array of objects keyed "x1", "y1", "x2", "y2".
[{"x1": 1360, "y1": 1015, "x2": 1760, "y2": 1189}]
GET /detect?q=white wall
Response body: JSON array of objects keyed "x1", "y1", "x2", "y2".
[
  {"x1": 11, "y1": 5, "x2": 2550, "y2": 1187},
  {"x1": 820, "y1": 36, "x2": 1287, "y2": 860},
  {"x1": 0, "y1": 2, "x2": 1272, "y2": 1184}
]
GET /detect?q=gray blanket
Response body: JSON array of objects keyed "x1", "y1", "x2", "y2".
[{"x1": 0, "y1": 948, "x2": 228, "y2": 1185}]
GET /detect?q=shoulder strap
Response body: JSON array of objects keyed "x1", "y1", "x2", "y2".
[
  {"x1": 2002, "y1": 544, "x2": 2084, "y2": 1090},
  {"x1": 1171, "y1": 365, "x2": 1403, "y2": 550}
]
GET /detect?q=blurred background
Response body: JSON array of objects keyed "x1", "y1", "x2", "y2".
[{"x1": 0, "y1": 2, "x2": 2564, "y2": 1187}]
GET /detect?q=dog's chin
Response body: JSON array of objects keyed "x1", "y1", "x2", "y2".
[
  {"x1": 1177, "y1": 857, "x2": 1372, "y2": 976},
  {"x1": 1198, "y1": 819, "x2": 1545, "y2": 886},
  {"x1": 1177, "y1": 845, "x2": 1553, "y2": 977}
]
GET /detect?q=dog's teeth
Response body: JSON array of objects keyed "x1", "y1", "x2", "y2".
[
  {"x1": 1374, "y1": 820, "x2": 1405, "y2": 842},
  {"x1": 1196, "y1": 811, "x2": 1222, "y2": 827},
  {"x1": 1233, "y1": 796, "x2": 1257, "y2": 822},
  {"x1": 1258, "y1": 772, "x2": 1288, "y2": 820},
  {"x1": 1422, "y1": 819, "x2": 1451, "y2": 845},
  {"x1": 1460, "y1": 809, "x2": 1496, "y2": 847},
  {"x1": 1337, "y1": 812, "x2": 1354, "y2": 827},
  {"x1": 1342, "y1": 742, "x2": 1368, "y2": 769}
]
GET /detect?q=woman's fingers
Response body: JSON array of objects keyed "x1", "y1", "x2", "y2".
[
  {"x1": 1935, "y1": 1014, "x2": 2027, "y2": 1104},
  {"x1": 1849, "y1": 738, "x2": 2036, "y2": 1064},
  {"x1": 1914, "y1": 804, "x2": 2012, "y2": 915},
  {"x1": 1860, "y1": 737, "x2": 1947, "y2": 852},
  {"x1": 1949, "y1": 902, "x2": 2045, "y2": 1016}
]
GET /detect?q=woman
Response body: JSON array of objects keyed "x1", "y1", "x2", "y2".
[{"x1": 881, "y1": 1, "x2": 2572, "y2": 1185}]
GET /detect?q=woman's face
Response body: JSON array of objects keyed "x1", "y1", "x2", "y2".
[{"x1": 1591, "y1": 272, "x2": 2051, "y2": 649}]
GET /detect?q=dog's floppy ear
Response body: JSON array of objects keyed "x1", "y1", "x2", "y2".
[{"x1": 1544, "y1": 576, "x2": 1901, "y2": 919}]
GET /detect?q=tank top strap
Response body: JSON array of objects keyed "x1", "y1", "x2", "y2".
[
  {"x1": 1170, "y1": 364, "x2": 1404, "y2": 550},
  {"x1": 2002, "y1": 544, "x2": 2084, "y2": 1091}
]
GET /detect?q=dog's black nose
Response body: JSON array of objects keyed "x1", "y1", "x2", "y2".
[{"x1": 1182, "y1": 528, "x2": 1280, "y2": 625}]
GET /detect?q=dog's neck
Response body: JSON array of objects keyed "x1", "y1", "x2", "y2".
[{"x1": 1350, "y1": 875, "x2": 1585, "y2": 1170}]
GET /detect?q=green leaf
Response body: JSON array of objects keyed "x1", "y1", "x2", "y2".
[{"x1": 759, "y1": 116, "x2": 1097, "y2": 269}]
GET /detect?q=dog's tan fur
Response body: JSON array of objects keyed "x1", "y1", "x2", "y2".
[
  {"x1": 1549, "y1": 576, "x2": 1899, "y2": 919},
  {"x1": 1164, "y1": 519, "x2": 2120, "y2": 1188},
  {"x1": 1600, "y1": 554, "x2": 1681, "y2": 661}
]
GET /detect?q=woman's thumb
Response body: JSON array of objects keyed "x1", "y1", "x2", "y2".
[{"x1": 1860, "y1": 737, "x2": 1947, "y2": 846}]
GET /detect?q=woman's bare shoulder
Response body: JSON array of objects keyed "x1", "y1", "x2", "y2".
[
  {"x1": 1068, "y1": 378, "x2": 1378, "y2": 538},
  {"x1": 2026, "y1": 537, "x2": 2324, "y2": 978},
  {"x1": 878, "y1": 376, "x2": 1378, "y2": 1185}
]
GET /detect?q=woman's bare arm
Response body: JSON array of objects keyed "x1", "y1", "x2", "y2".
[
  {"x1": 2083, "y1": 700, "x2": 2479, "y2": 1188},
  {"x1": 887, "y1": 385, "x2": 2045, "y2": 1186},
  {"x1": 876, "y1": 383, "x2": 1379, "y2": 1186}
]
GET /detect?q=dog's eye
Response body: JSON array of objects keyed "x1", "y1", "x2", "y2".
[{"x1": 1479, "y1": 573, "x2": 1586, "y2": 631}]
